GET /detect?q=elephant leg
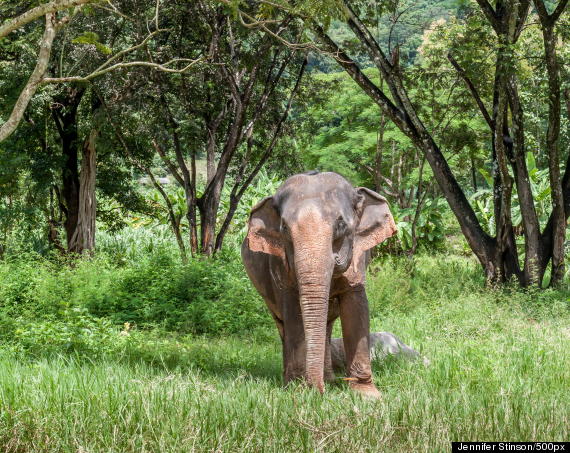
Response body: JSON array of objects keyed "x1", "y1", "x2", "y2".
[
  {"x1": 270, "y1": 315, "x2": 287, "y2": 380},
  {"x1": 339, "y1": 287, "x2": 380, "y2": 399},
  {"x1": 324, "y1": 319, "x2": 337, "y2": 382},
  {"x1": 267, "y1": 310, "x2": 284, "y2": 341},
  {"x1": 282, "y1": 291, "x2": 306, "y2": 384}
]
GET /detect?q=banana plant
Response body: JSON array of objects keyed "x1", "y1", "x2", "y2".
[
  {"x1": 472, "y1": 152, "x2": 552, "y2": 237},
  {"x1": 392, "y1": 197, "x2": 447, "y2": 251}
]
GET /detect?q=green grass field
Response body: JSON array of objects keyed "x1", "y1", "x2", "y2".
[{"x1": 1, "y1": 254, "x2": 569, "y2": 452}]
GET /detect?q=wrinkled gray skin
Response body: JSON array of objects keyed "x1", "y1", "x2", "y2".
[
  {"x1": 242, "y1": 172, "x2": 396, "y2": 398},
  {"x1": 330, "y1": 332, "x2": 430, "y2": 370}
]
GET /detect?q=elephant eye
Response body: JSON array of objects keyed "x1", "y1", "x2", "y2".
[
  {"x1": 280, "y1": 222, "x2": 289, "y2": 235},
  {"x1": 335, "y1": 217, "x2": 347, "y2": 238}
]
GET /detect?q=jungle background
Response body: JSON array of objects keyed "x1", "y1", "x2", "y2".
[{"x1": 0, "y1": 0, "x2": 569, "y2": 450}]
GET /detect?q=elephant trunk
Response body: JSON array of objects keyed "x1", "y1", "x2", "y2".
[{"x1": 294, "y1": 238, "x2": 333, "y2": 393}]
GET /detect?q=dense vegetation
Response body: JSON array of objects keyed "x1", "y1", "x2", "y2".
[
  {"x1": 0, "y1": 232, "x2": 569, "y2": 450},
  {"x1": 1, "y1": 0, "x2": 570, "y2": 450}
]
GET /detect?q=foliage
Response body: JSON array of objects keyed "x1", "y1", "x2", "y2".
[
  {"x1": 0, "y1": 245, "x2": 272, "y2": 340},
  {"x1": 471, "y1": 152, "x2": 555, "y2": 236},
  {"x1": 132, "y1": 170, "x2": 282, "y2": 248},
  {"x1": 2, "y1": 0, "x2": 569, "y2": 286},
  {"x1": 218, "y1": 170, "x2": 283, "y2": 249},
  {"x1": 392, "y1": 197, "x2": 447, "y2": 250},
  {"x1": 298, "y1": 68, "x2": 452, "y2": 252},
  {"x1": 299, "y1": 69, "x2": 413, "y2": 186},
  {"x1": 71, "y1": 32, "x2": 112, "y2": 55}
]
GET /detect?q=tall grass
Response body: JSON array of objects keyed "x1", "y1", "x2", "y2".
[
  {"x1": 0, "y1": 307, "x2": 568, "y2": 452},
  {"x1": 97, "y1": 225, "x2": 178, "y2": 264},
  {"x1": 0, "y1": 244, "x2": 569, "y2": 451}
]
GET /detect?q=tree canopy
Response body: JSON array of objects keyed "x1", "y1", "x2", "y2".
[{"x1": 1, "y1": 0, "x2": 569, "y2": 287}]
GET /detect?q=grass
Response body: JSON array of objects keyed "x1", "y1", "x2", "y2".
[{"x1": 0, "y1": 253, "x2": 569, "y2": 451}]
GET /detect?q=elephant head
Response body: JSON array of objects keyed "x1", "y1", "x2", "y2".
[{"x1": 245, "y1": 172, "x2": 396, "y2": 392}]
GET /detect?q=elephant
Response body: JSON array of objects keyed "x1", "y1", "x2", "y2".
[
  {"x1": 330, "y1": 332, "x2": 430, "y2": 371},
  {"x1": 241, "y1": 171, "x2": 396, "y2": 398}
]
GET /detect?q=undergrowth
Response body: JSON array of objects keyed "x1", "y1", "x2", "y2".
[{"x1": 1, "y1": 232, "x2": 569, "y2": 451}]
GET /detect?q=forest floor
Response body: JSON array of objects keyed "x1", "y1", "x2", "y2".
[{"x1": 1, "y1": 253, "x2": 569, "y2": 452}]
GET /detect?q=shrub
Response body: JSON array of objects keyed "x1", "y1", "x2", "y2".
[
  {"x1": 81, "y1": 248, "x2": 271, "y2": 335},
  {"x1": 0, "y1": 247, "x2": 272, "y2": 341},
  {"x1": 11, "y1": 311, "x2": 121, "y2": 358}
]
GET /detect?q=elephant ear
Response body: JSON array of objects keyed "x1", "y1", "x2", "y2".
[
  {"x1": 354, "y1": 187, "x2": 397, "y2": 256},
  {"x1": 246, "y1": 197, "x2": 285, "y2": 259}
]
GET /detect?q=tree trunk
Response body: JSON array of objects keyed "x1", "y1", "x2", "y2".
[
  {"x1": 488, "y1": 15, "x2": 521, "y2": 285},
  {"x1": 206, "y1": 130, "x2": 216, "y2": 185},
  {"x1": 541, "y1": 87, "x2": 570, "y2": 280},
  {"x1": 198, "y1": 201, "x2": 217, "y2": 257},
  {"x1": 470, "y1": 155, "x2": 477, "y2": 192},
  {"x1": 410, "y1": 156, "x2": 426, "y2": 255},
  {"x1": 540, "y1": 21, "x2": 565, "y2": 286},
  {"x1": 47, "y1": 186, "x2": 66, "y2": 253},
  {"x1": 68, "y1": 128, "x2": 97, "y2": 254},
  {"x1": 198, "y1": 81, "x2": 249, "y2": 256},
  {"x1": 62, "y1": 133, "x2": 80, "y2": 252},
  {"x1": 52, "y1": 87, "x2": 85, "y2": 253},
  {"x1": 507, "y1": 78, "x2": 543, "y2": 285},
  {"x1": 374, "y1": 112, "x2": 386, "y2": 193},
  {"x1": 148, "y1": 169, "x2": 188, "y2": 263}
]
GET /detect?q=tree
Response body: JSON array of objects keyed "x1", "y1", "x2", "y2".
[
  {"x1": 0, "y1": 12, "x2": 59, "y2": 142},
  {"x1": 239, "y1": 0, "x2": 569, "y2": 286},
  {"x1": 1, "y1": 0, "x2": 206, "y2": 254},
  {"x1": 532, "y1": 0, "x2": 568, "y2": 284},
  {"x1": 0, "y1": 0, "x2": 108, "y2": 142},
  {"x1": 105, "y1": 0, "x2": 307, "y2": 257}
]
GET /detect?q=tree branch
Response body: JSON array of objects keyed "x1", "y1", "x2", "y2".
[
  {"x1": 311, "y1": 23, "x2": 408, "y2": 131},
  {"x1": 342, "y1": 1, "x2": 406, "y2": 112},
  {"x1": 511, "y1": 0, "x2": 530, "y2": 40},
  {"x1": 237, "y1": 55, "x2": 308, "y2": 200},
  {"x1": 535, "y1": 0, "x2": 569, "y2": 24},
  {"x1": 448, "y1": 53, "x2": 494, "y2": 131},
  {"x1": 533, "y1": 0, "x2": 551, "y2": 22},
  {"x1": 0, "y1": 0, "x2": 98, "y2": 38},
  {"x1": 551, "y1": 0, "x2": 569, "y2": 22},
  {"x1": 0, "y1": 14, "x2": 57, "y2": 142},
  {"x1": 42, "y1": 57, "x2": 206, "y2": 83},
  {"x1": 474, "y1": 0, "x2": 500, "y2": 33},
  {"x1": 152, "y1": 140, "x2": 185, "y2": 187},
  {"x1": 214, "y1": 56, "x2": 308, "y2": 252}
]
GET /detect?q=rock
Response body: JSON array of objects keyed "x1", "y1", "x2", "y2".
[{"x1": 330, "y1": 332, "x2": 430, "y2": 371}]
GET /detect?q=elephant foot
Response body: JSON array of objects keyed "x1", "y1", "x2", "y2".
[{"x1": 349, "y1": 381, "x2": 382, "y2": 400}]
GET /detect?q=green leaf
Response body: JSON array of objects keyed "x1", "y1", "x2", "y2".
[
  {"x1": 536, "y1": 186, "x2": 551, "y2": 201},
  {"x1": 478, "y1": 168, "x2": 493, "y2": 187},
  {"x1": 72, "y1": 32, "x2": 112, "y2": 55},
  {"x1": 526, "y1": 152, "x2": 536, "y2": 172}
]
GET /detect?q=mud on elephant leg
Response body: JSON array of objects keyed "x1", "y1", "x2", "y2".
[{"x1": 339, "y1": 287, "x2": 380, "y2": 399}]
